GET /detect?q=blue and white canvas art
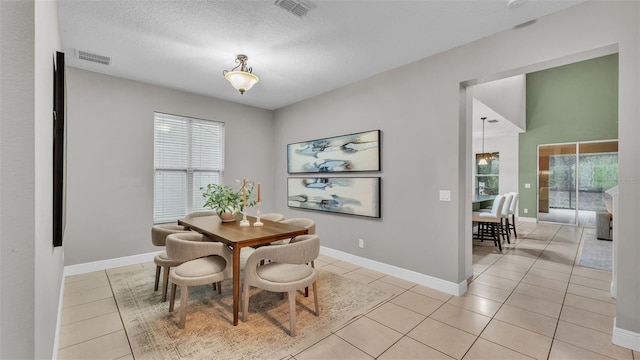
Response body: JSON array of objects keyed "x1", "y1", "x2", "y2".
[
  {"x1": 287, "y1": 130, "x2": 380, "y2": 173},
  {"x1": 287, "y1": 177, "x2": 381, "y2": 218}
]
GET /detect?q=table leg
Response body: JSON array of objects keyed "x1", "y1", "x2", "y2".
[{"x1": 233, "y1": 246, "x2": 241, "y2": 326}]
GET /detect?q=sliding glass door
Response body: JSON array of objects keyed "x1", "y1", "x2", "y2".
[{"x1": 538, "y1": 140, "x2": 618, "y2": 226}]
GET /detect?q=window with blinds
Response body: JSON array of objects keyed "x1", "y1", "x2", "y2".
[{"x1": 154, "y1": 113, "x2": 224, "y2": 223}]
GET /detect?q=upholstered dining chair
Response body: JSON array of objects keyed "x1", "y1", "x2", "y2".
[
  {"x1": 184, "y1": 210, "x2": 217, "y2": 219},
  {"x1": 242, "y1": 234, "x2": 320, "y2": 336},
  {"x1": 276, "y1": 218, "x2": 316, "y2": 296},
  {"x1": 508, "y1": 192, "x2": 519, "y2": 238},
  {"x1": 472, "y1": 194, "x2": 505, "y2": 251},
  {"x1": 165, "y1": 232, "x2": 233, "y2": 329},
  {"x1": 260, "y1": 213, "x2": 285, "y2": 222},
  {"x1": 499, "y1": 193, "x2": 514, "y2": 244},
  {"x1": 151, "y1": 224, "x2": 191, "y2": 301},
  {"x1": 273, "y1": 218, "x2": 316, "y2": 245}
]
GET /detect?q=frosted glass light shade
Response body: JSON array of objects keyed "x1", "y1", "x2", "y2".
[{"x1": 224, "y1": 71, "x2": 259, "y2": 94}]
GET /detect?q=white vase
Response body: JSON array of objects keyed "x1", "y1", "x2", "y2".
[{"x1": 218, "y1": 212, "x2": 237, "y2": 222}]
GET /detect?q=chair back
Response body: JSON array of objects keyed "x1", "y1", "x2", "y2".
[
  {"x1": 280, "y1": 218, "x2": 316, "y2": 235},
  {"x1": 501, "y1": 194, "x2": 513, "y2": 217},
  {"x1": 489, "y1": 195, "x2": 505, "y2": 218},
  {"x1": 261, "y1": 213, "x2": 285, "y2": 222},
  {"x1": 246, "y1": 235, "x2": 320, "y2": 270},
  {"x1": 151, "y1": 224, "x2": 190, "y2": 246},
  {"x1": 185, "y1": 210, "x2": 217, "y2": 219},
  {"x1": 509, "y1": 192, "x2": 519, "y2": 215}
]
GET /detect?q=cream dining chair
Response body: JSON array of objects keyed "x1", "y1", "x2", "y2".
[
  {"x1": 151, "y1": 210, "x2": 217, "y2": 301},
  {"x1": 165, "y1": 232, "x2": 233, "y2": 329},
  {"x1": 241, "y1": 234, "x2": 320, "y2": 336},
  {"x1": 151, "y1": 224, "x2": 191, "y2": 301}
]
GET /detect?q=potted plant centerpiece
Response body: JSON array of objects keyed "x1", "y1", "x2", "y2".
[{"x1": 201, "y1": 180, "x2": 256, "y2": 222}]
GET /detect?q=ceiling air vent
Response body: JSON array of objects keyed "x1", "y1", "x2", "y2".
[
  {"x1": 488, "y1": 119, "x2": 499, "y2": 123},
  {"x1": 274, "y1": 0, "x2": 316, "y2": 17},
  {"x1": 75, "y1": 49, "x2": 111, "y2": 65}
]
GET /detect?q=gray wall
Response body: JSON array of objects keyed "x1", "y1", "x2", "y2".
[
  {"x1": 1, "y1": 1, "x2": 65, "y2": 358},
  {"x1": 64, "y1": 68, "x2": 274, "y2": 265},
  {"x1": 273, "y1": 1, "x2": 640, "y2": 336}
]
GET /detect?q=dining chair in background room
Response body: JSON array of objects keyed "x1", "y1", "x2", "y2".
[
  {"x1": 472, "y1": 194, "x2": 505, "y2": 251},
  {"x1": 165, "y1": 232, "x2": 233, "y2": 329},
  {"x1": 499, "y1": 193, "x2": 514, "y2": 244},
  {"x1": 242, "y1": 234, "x2": 320, "y2": 336},
  {"x1": 260, "y1": 213, "x2": 285, "y2": 221},
  {"x1": 151, "y1": 224, "x2": 192, "y2": 301},
  {"x1": 508, "y1": 192, "x2": 519, "y2": 238}
]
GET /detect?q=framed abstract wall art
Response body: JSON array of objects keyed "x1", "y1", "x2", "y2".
[
  {"x1": 287, "y1": 130, "x2": 380, "y2": 173},
  {"x1": 287, "y1": 177, "x2": 381, "y2": 218}
]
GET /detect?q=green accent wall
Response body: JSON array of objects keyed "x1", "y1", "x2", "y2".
[{"x1": 519, "y1": 54, "x2": 618, "y2": 217}]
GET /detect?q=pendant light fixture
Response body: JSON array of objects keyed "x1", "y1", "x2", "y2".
[
  {"x1": 223, "y1": 54, "x2": 259, "y2": 95},
  {"x1": 478, "y1": 117, "x2": 488, "y2": 166}
]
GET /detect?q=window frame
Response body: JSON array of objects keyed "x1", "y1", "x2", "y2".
[
  {"x1": 153, "y1": 112, "x2": 225, "y2": 224},
  {"x1": 475, "y1": 152, "x2": 499, "y2": 199}
]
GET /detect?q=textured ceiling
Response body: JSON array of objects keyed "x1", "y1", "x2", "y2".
[{"x1": 57, "y1": 0, "x2": 582, "y2": 110}]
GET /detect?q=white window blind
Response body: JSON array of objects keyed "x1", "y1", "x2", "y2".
[{"x1": 154, "y1": 113, "x2": 224, "y2": 223}]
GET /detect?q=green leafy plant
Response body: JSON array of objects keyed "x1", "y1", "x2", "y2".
[{"x1": 201, "y1": 180, "x2": 256, "y2": 215}]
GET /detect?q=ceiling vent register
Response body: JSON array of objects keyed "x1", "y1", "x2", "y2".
[
  {"x1": 75, "y1": 49, "x2": 111, "y2": 65},
  {"x1": 274, "y1": 0, "x2": 316, "y2": 17}
]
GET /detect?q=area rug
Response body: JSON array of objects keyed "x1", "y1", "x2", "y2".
[
  {"x1": 108, "y1": 266, "x2": 391, "y2": 359},
  {"x1": 577, "y1": 234, "x2": 613, "y2": 271}
]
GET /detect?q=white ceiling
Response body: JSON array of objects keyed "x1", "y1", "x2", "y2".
[{"x1": 57, "y1": 0, "x2": 583, "y2": 111}]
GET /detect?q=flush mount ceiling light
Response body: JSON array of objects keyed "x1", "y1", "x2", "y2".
[{"x1": 223, "y1": 54, "x2": 259, "y2": 95}]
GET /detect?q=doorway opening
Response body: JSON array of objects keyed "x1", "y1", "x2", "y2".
[{"x1": 537, "y1": 140, "x2": 618, "y2": 226}]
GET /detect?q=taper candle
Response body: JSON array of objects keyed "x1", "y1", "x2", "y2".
[
  {"x1": 257, "y1": 183, "x2": 261, "y2": 203},
  {"x1": 243, "y1": 177, "x2": 247, "y2": 208}
]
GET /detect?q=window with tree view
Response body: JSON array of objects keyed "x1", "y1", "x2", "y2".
[{"x1": 476, "y1": 153, "x2": 499, "y2": 199}]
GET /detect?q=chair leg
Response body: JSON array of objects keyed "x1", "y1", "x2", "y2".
[
  {"x1": 504, "y1": 218, "x2": 511, "y2": 243},
  {"x1": 154, "y1": 265, "x2": 161, "y2": 291},
  {"x1": 288, "y1": 291, "x2": 296, "y2": 336},
  {"x1": 494, "y1": 223, "x2": 502, "y2": 252},
  {"x1": 169, "y1": 283, "x2": 177, "y2": 312},
  {"x1": 511, "y1": 214, "x2": 518, "y2": 238},
  {"x1": 500, "y1": 218, "x2": 510, "y2": 244},
  {"x1": 312, "y1": 281, "x2": 320, "y2": 316},
  {"x1": 178, "y1": 285, "x2": 188, "y2": 329},
  {"x1": 162, "y1": 266, "x2": 170, "y2": 302},
  {"x1": 242, "y1": 283, "x2": 250, "y2": 321},
  {"x1": 217, "y1": 281, "x2": 222, "y2": 295}
]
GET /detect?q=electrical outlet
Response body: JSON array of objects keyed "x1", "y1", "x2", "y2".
[
  {"x1": 358, "y1": 239, "x2": 364, "y2": 248},
  {"x1": 524, "y1": 208, "x2": 528, "y2": 214}
]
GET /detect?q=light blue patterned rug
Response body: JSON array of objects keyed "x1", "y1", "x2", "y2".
[{"x1": 578, "y1": 234, "x2": 613, "y2": 271}]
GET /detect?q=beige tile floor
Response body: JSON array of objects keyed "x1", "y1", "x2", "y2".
[{"x1": 58, "y1": 222, "x2": 640, "y2": 359}]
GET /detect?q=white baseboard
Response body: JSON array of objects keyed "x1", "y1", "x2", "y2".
[
  {"x1": 64, "y1": 248, "x2": 466, "y2": 296},
  {"x1": 63, "y1": 251, "x2": 160, "y2": 277},
  {"x1": 320, "y1": 246, "x2": 467, "y2": 296},
  {"x1": 613, "y1": 318, "x2": 640, "y2": 351},
  {"x1": 517, "y1": 216, "x2": 537, "y2": 223}
]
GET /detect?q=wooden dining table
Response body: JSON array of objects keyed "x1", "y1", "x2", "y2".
[{"x1": 177, "y1": 215, "x2": 309, "y2": 326}]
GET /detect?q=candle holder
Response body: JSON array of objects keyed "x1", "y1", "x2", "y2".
[
  {"x1": 239, "y1": 208, "x2": 250, "y2": 227},
  {"x1": 253, "y1": 202, "x2": 263, "y2": 226}
]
